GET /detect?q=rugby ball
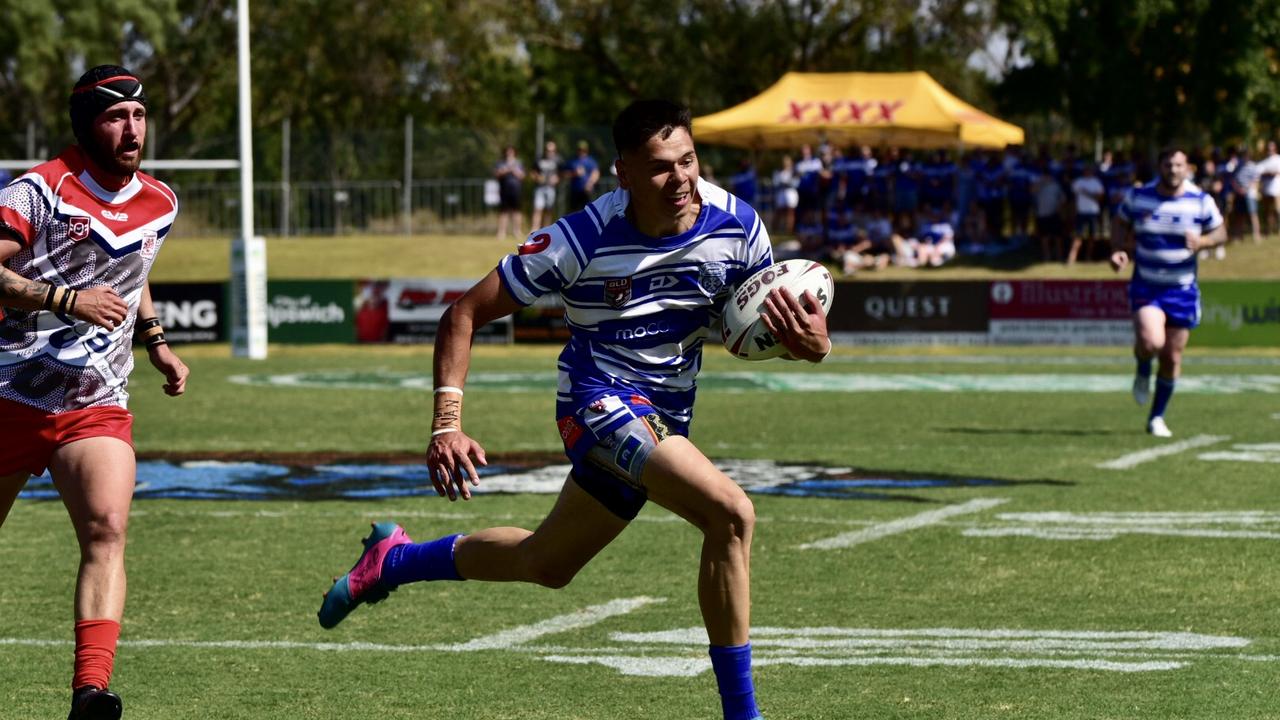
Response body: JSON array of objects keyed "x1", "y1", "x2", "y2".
[{"x1": 721, "y1": 259, "x2": 834, "y2": 361}]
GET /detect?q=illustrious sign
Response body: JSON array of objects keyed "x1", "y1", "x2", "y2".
[{"x1": 988, "y1": 280, "x2": 1131, "y2": 345}]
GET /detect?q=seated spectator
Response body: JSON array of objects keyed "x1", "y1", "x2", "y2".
[{"x1": 915, "y1": 212, "x2": 957, "y2": 268}]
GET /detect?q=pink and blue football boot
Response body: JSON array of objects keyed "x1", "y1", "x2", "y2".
[{"x1": 318, "y1": 522, "x2": 412, "y2": 629}]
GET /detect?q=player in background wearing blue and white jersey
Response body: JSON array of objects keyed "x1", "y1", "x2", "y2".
[
  {"x1": 1111, "y1": 148, "x2": 1225, "y2": 438},
  {"x1": 319, "y1": 100, "x2": 832, "y2": 720}
]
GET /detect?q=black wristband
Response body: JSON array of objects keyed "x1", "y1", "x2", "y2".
[{"x1": 42, "y1": 285, "x2": 56, "y2": 311}]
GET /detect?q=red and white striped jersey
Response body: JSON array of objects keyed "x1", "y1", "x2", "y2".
[{"x1": 0, "y1": 145, "x2": 178, "y2": 412}]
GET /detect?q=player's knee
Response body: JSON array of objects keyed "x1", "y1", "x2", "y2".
[
  {"x1": 703, "y1": 489, "x2": 756, "y2": 545},
  {"x1": 79, "y1": 511, "x2": 129, "y2": 553}
]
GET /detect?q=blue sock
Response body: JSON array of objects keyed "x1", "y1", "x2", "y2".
[
  {"x1": 381, "y1": 534, "x2": 465, "y2": 587},
  {"x1": 708, "y1": 643, "x2": 762, "y2": 720},
  {"x1": 1136, "y1": 358, "x2": 1152, "y2": 378},
  {"x1": 1149, "y1": 377, "x2": 1175, "y2": 420}
]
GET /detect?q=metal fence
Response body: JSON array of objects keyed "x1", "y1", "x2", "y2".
[{"x1": 168, "y1": 176, "x2": 622, "y2": 237}]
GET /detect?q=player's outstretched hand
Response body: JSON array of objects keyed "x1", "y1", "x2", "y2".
[
  {"x1": 427, "y1": 431, "x2": 488, "y2": 501},
  {"x1": 760, "y1": 287, "x2": 831, "y2": 363},
  {"x1": 1109, "y1": 250, "x2": 1129, "y2": 273},
  {"x1": 147, "y1": 344, "x2": 189, "y2": 396},
  {"x1": 72, "y1": 286, "x2": 128, "y2": 331}
]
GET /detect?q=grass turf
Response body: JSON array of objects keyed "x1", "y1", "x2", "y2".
[
  {"x1": 148, "y1": 233, "x2": 1280, "y2": 282},
  {"x1": 2, "y1": 345, "x2": 1278, "y2": 719}
]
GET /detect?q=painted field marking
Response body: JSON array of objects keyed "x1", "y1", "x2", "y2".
[
  {"x1": 1199, "y1": 443, "x2": 1280, "y2": 464},
  {"x1": 799, "y1": 497, "x2": 1009, "y2": 550},
  {"x1": 1095, "y1": 434, "x2": 1229, "y2": 470},
  {"x1": 963, "y1": 511, "x2": 1280, "y2": 541},
  {"x1": 443, "y1": 596, "x2": 663, "y2": 651},
  {"x1": 4, "y1": 621, "x2": 1267, "y2": 677},
  {"x1": 229, "y1": 370, "x2": 1280, "y2": 395}
]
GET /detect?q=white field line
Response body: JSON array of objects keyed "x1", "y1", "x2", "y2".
[
  {"x1": 964, "y1": 526, "x2": 1280, "y2": 541},
  {"x1": 442, "y1": 596, "x2": 663, "y2": 651},
  {"x1": 799, "y1": 498, "x2": 1009, "y2": 550},
  {"x1": 1096, "y1": 434, "x2": 1229, "y2": 470},
  {"x1": 1, "y1": 596, "x2": 663, "y2": 655}
]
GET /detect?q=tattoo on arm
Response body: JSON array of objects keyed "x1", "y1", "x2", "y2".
[
  {"x1": 0, "y1": 266, "x2": 47, "y2": 309},
  {"x1": 433, "y1": 398, "x2": 462, "y2": 429}
]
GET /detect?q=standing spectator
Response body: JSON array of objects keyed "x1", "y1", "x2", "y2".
[
  {"x1": 494, "y1": 146, "x2": 525, "y2": 240},
  {"x1": 0, "y1": 64, "x2": 190, "y2": 720},
  {"x1": 794, "y1": 144, "x2": 825, "y2": 228},
  {"x1": 564, "y1": 140, "x2": 600, "y2": 214},
  {"x1": 977, "y1": 153, "x2": 1006, "y2": 244},
  {"x1": 530, "y1": 140, "x2": 561, "y2": 230},
  {"x1": 729, "y1": 157, "x2": 757, "y2": 209},
  {"x1": 1006, "y1": 150, "x2": 1035, "y2": 243},
  {"x1": 1033, "y1": 161, "x2": 1067, "y2": 261},
  {"x1": 771, "y1": 155, "x2": 799, "y2": 234},
  {"x1": 1257, "y1": 140, "x2": 1280, "y2": 237},
  {"x1": 870, "y1": 147, "x2": 896, "y2": 214},
  {"x1": 892, "y1": 150, "x2": 921, "y2": 229},
  {"x1": 841, "y1": 145, "x2": 876, "y2": 211},
  {"x1": 1068, "y1": 163, "x2": 1106, "y2": 264},
  {"x1": 1229, "y1": 146, "x2": 1260, "y2": 245}
]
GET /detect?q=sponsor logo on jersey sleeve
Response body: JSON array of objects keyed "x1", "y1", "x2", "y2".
[
  {"x1": 519, "y1": 233, "x2": 552, "y2": 255},
  {"x1": 140, "y1": 229, "x2": 157, "y2": 259},
  {"x1": 557, "y1": 415, "x2": 583, "y2": 446}
]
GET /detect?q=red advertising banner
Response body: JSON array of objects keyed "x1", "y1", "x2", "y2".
[{"x1": 988, "y1": 280, "x2": 1130, "y2": 320}]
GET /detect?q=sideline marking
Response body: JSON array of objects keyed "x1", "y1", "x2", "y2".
[
  {"x1": 1199, "y1": 443, "x2": 1280, "y2": 464},
  {"x1": 799, "y1": 497, "x2": 1009, "y2": 550},
  {"x1": 229, "y1": 371, "x2": 1280, "y2": 395},
  {"x1": 964, "y1": 510, "x2": 1280, "y2": 542},
  {"x1": 1096, "y1": 434, "x2": 1229, "y2": 470},
  {"x1": 443, "y1": 596, "x2": 663, "y2": 651},
  {"x1": 4, "y1": 623, "x2": 1265, "y2": 677}
]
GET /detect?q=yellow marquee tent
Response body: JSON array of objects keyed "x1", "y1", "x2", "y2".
[{"x1": 693, "y1": 71, "x2": 1024, "y2": 150}]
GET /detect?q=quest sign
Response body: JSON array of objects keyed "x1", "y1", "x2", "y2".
[{"x1": 827, "y1": 281, "x2": 989, "y2": 344}]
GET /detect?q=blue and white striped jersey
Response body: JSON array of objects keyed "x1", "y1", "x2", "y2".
[
  {"x1": 497, "y1": 178, "x2": 773, "y2": 424},
  {"x1": 1117, "y1": 181, "x2": 1223, "y2": 287}
]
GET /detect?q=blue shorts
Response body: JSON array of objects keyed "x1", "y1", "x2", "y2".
[
  {"x1": 1129, "y1": 280, "x2": 1200, "y2": 329},
  {"x1": 556, "y1": 392, "x2": 688, "y2": 520}
]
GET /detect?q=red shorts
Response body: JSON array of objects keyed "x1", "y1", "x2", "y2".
[{"x1": 0, "y1": 398, "x2": 133, "y2": 477}]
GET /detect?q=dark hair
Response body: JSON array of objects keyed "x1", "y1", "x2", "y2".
[
  {"x1": 1157, "y1": 146, "x2": 1186, "y2": 164},
  {"x1": 612, "y1": 99, "x2": 692, "y2": 157}
]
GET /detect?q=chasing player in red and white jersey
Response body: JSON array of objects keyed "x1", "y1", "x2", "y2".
[{"x1": 0, "y1": 65, "x2": 189, "y2": 720}]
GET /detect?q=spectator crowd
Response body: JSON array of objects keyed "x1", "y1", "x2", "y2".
[{"x1": 493, "y1": 140, "x2": 1278, "y2": 274}]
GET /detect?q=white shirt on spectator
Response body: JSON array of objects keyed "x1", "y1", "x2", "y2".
[
  {"x1": 1257, "y1": 153, "x2": 1280, "y2": 197},
  {"x1": 1071, "y1": 176, "x2": 1105, "y2": 215}
]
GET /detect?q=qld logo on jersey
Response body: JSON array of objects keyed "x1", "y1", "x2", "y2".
[
  {"x1": 604, "y1": 278, "x2": 632, "y2": 309},
  {"x1": 699, "y1": 261, "x2": 727, "y2": 294},
  {"x1": 68, "y1": 216, "x2": 91, "y2": 242}
]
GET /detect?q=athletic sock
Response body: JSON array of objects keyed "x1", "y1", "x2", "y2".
[
  {"x1": 72, "y1": 619, "x2": 120, "y2": 690},
  {"x1": 708, "y1": 643, "x2": 762, "y2": 720},
  {"x1": 381, "y1": 533, "x2": 465, "y2": 587},
  {"x1": 1150, "y1": 377, "x2": 1176, "y2": 420},
  {"x1": 1136, "y1": 358, "x2": 1152, "y2": 379}
]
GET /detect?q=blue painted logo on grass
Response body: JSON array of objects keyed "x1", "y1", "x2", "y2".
[{"x1": 16, "y1": 459, "x2": 1058, "y2": 502}]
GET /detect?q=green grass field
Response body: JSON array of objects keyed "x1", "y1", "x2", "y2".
[
  {"x1": 149, "y1": 233, "x2": 1280, "y2": 282},
  {"x1": 2, "y1": 344, "x2": 1279, "y2": 719}
]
